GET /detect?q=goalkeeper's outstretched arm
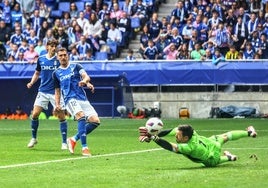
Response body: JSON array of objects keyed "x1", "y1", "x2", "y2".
[
  {"x1": 158, "y1": 127, "x2": 178, "y2": 137},
  {"x1": 152, "y1": 136, "x2": 179, "y2": 153}
]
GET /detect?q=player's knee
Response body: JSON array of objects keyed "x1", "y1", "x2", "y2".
[{"x1": 87, "y1": 115, "x2": 100, "y2": 124}]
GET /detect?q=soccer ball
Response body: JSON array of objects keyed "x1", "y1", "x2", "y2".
[{"x1": 145, "y1": 117, "x2": 163, "y2": 135}]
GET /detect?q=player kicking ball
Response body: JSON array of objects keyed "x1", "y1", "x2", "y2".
[
  {"x1": 139, "y1": 118, "x2": 257, "y2": 167},
  {"x1": 53, "y1": 47, "x2": 100, "y2": 156}
]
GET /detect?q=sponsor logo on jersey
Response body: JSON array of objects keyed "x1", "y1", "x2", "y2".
[
  {"x1": 41, "y1": 65, "x2": 57, "y2": 70},
  {"x1": 60, "y1": 72, "x2": 74, "y2": 81}
]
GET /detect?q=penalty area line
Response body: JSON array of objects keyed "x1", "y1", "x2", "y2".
[{"x1": 0, "y1": 148, "x2": 162, "y2": 169}]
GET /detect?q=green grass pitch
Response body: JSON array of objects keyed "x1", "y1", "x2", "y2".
[{"x1": 0, "y1": 118, "x2": 267, "y2": 188}]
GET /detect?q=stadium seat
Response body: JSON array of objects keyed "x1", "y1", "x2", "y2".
[
  {"x1": 131, "y1": 17, "x2": 141, "y2": 28},
  {"x1": 95, "y1": 52, "x2": 108, "y2": 60},
  {"x1": 58, "y1": 2, "x2": 70, "y2": 12},
  {"x1": 75, "y1": 2, "x2": 85, "y2": 12},
  {"x1": 50, "y1": 10, "x2": 62, "y2": 19}
]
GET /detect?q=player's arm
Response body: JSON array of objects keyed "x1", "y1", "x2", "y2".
[
  {"x1": 152, "y1": 136, "x2": 179, "y2": 153},
  {"x1": 27, "y1": 70, "x2": 40, "y2": 88},
  {"x1": 52, "y1": 71, "x2": 61, "y2": 111},
  {"x1": 77, "y1": 64, "x2": 95, "y2": 93}
]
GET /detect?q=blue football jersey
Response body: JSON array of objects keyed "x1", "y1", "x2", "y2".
[
  {"x1": 53, "y1": 63, "x2": 87, "y2": 104},
  {"x1": 36, "y1": 54, "x2": 60, "y2": 94}
]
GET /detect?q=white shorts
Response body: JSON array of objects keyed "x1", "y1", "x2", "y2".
[
  {"x1": 66, "y1": 98, "x2": 98, "y2": 118},
  {"x1": 34, "y1": 92, "x2": 65, "y2": 110}
]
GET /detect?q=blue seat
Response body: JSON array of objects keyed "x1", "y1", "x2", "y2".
[
  {"x1": 95, "y1": 52, "x2": 108, "y2": 60},
  {"x1": 58, "y1": 2, "x2": 70, "y2": 12},
  {"x1": 131, "y1": 17, "x2": 141, "y2": 28},
  {"x1": 50, "y1": 10, "x2": 62, "y2": 18},
  {"x1": 75, "y1": 2, "x2": 85, "y2": 12}
]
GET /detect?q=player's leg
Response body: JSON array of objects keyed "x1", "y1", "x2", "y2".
[
  {"x1": 27, "y1": 105, "x2": 43, "y2": 148},
  {"x1": 210, "y1": 126, "x2": 257, "y2": 146},
  {"x1": 49, "y1": 94, "x2": 68, "y2": 150},
  {"x1": 68, "y1": 101, "x2": 100, "y2": 146},
  {"x1": 219, "y1": 151, "x2": 237, "y2": 164},
  {"x1": 66, "y1": 99, "x2": 90, "y2": 156},
  {"x1": 28, "y1": 92, "x2": 48, "y2": 148}
]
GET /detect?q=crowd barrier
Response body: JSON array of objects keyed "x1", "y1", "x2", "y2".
[{"x1": 1, "y1": 60, "x2": 267, "y2": 117}]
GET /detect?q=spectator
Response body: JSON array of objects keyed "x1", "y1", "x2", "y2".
[
  {"x1": 110, "y1": 3, "x2": 123, "y2": 23},
  {"x1": 77, "y1": 11, "x2": 89, "y2": 31},
  {"x1": 55, "y1": 26, "x2": 69, "y2": 49},
  {"x1": 92, "y1": 0, "x2": 104, "y2": 14},
  {"x1": 0, "y1": 19, "x2": 11, "y2": 44},
  {"x1": 188, "y1": 30, "x2": 199, "y2": 53},
  {"x1": 233, "y1": 16, "x2": 248, "y2": 51},
  {"x1": 107, "y1": 22, "x2": 122, "y2": 57},
  {"x1": 182, "y1": 19, "x2": 194, "y2": 43},
  {"x1": 170, "y1": 0, "x2": 189, "y2": 25},
  {"x1": 84, "y1": 48, "x2": 95, "y2": 60},
  {"x1": 37, "y1": 20, "x2": 49, "y2": 41},
  {"x1": 243, "y1": 42, "x2": 255, "y2": 59},
  {"x1": 249, "y1": 30, "x2": 260, "y2": 52},
  {"x1": 155, "y1": 33, "x2": 169, "y2": 59},
  {"x1": 2, "y1": 0, "x2": 12, "y2": 27},
  {"x1": 70, "y1": 3, "x2": 79, "y2": 20},
  {"x1": 7, "y1": 43, "x2": 19, "y2": 60},
  {"x1": 34, "y1": 39, "x2": 46, "y2": 55},
  {"x1": 130, "y1": 0, "x2": 147, "y2": 27},
  {"x1": 18, "y1": 0, "x2": 35, "y2": 27},
  {"x1": 211, "y1": 0, "x2": 225, "y2": 19},
  {"x1": 11, "y1": 3, "x2": 22, "y2": 29},
  {"x1": 76, "y1": 35, "x2": 91, "y2": 60},
  {"x1": 208, "y1": 10, "x2": 222, "y2": 30},
  {"x1": 43, "y1": 29, "x2": 55, "y2": 46},
  {"x1": 84, "y1": 12, "x2": 102, "y2": 52},
  {"x1": 259, "y1": 33, "x2": 268, "y2": 59},
  {"x1": 13, "y1": 106, "x2": 28, "y2": 120},
  {"x1": 190, "y1": 42, "x2": 206, "y2": 60},
  {"x1": 0, "y1": 42, "x2": 6, "y2": 61},
  {"x1": 98, "y1": 2, "x2": 110, "y2": 21},
  {"x1": 193, "y1": 14, "x2": 208, "y2": 43},
  {"x1": 146, "y1": 13, "x2": 162, "y2": 42},
  {"x1": 39, "y1": 2, "x2": 51, "y2": 21},
  {"x1": 69, "y1": 47, "x2": 80, "y2": 61},
  {"x1": 18, "y1": 39, "x2": 29, "y2": 54},
  {"x1": 16, "y1": 52, "x2": 26, "y2": 61},
  {"x1": 163, "y1": 43, "x2": 178, "y2": 60},
  {"x1": 225, "y1": 45, "x2": 239, "y2": 60},
  {"x1": 84, "y1": 2, "x2": 96, "y2": 20},
  {"x1": 202, "y1": 40, "x2": 216, "y2": 55},
  {"x1": 22, "y1": 22, "x2": 31, "y2": 39},
  {"x1": 68, "y1": 20, "x2": 83, "y2": 47},
  {"x1": 204, "y1": 49, "x2": 212, "y2": 60},
  {"x1": 125, "y1": 49, "x2": 136, "y2": 60},
  {"x1": 24, "y1": 44, "x2": 38, "y2": 63},
  {"x1": 31, "y1": 9, "x2": 44, "y2": 34},
  {"x1": 143, "y1": 39, "x2": 158, "y2": 60},
  {"x1": 27, "y1": 29, "x2": 39, "y2": 47},
  {"x1": 10, "y1": 26, "x2": 25, "y2": 46},
  {"x1": 247, "y1": 12, "x2": 259, "y2": 39},
  {"x1": 169, "y1": 27, "x2": 183, "y2": 51},
  {"x1": 117, "y1": 11, "x2": 131, "y2": 48},
  {"x1": 177, "y1": 43, "x2": 190, "y2": 60},
  {"x1": 212, "y1": 48, "x2": 225, "y2": 65},
  {"x1": 61, "y1": 12, "x2": 72, "y2": 31},
  {"x1": 214, "y1": 22, "x2": 230, "y2": 56},
  {"x1": 225, "y1": 9, "x2": 237, "y2": 28},
  {"x1": 121, "y1": 0, "x2": 133, "y2": 16},
  {"x1": 139, "y1": 25, "x2": 151, "y2": 59},
  {"x1": 52, "y1": 18, "x2": 62, "y2": 39}
]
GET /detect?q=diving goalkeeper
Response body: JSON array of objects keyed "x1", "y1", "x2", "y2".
[{"x1": 139, "y1": 124, "x2": 257, "y2": 167}]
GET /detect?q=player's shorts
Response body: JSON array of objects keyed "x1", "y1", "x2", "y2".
[
  {"x1": 65, "y1": 98, "x2": 98, "y2": 118},
  {"x1": 34, "y1": 92, "x2": 65, "y2": 110}
]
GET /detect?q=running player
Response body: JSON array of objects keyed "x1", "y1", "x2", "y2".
[
  {"x1": 139, "y1": 124, "x2": 257, "y2": 167},
  {"x1": 53, "y1": 47, "x2": 100, "y2": 156},
  {"x1": 27, "y1": 39, "x2": 68, "y2": 150}
]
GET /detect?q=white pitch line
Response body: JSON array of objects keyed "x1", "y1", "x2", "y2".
[
  {"x1": 0, "y1": 147, "x2": 267, "y2": 170},
  {"x1": 0, "y1": 148, "x2": 162, "y2": 169}
]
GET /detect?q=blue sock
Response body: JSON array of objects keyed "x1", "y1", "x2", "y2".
[
  {"x1": 73, "y1": 122, "x2": 99, "y2": 141},
  {"x1": 31, "y1": 118, "x2": 39, "y2": 139},
  {"x1": 60, "y1": 120, "x2": 67, "y2": 144},
  {"x1": 78, "y1": 117, "x2": 87, "y2": 148}
]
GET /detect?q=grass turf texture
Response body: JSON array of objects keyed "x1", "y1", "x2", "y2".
[{"x1": 0, "y1": 118, "x2": 267, "y2": 188}]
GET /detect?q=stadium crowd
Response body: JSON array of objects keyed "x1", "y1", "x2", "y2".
[{"x1": 0, "y1": 0, "x2": 267, "y2": 62}]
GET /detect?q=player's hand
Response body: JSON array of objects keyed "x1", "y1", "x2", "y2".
[
  {"x1": 139, "y1": 135, "x2": 151, "y2": 143},
  {"x1": 86, "y1": 82, "x2": 95, "y2": 93},
  {"x1": 78, "y1": 80, "x2": 87, "y2": 87},
  {"x1": 138, "y1": 126, "x2": 150, "y2": 136},
  {"x1": 27, "y1": 82, "x2": 33, "y2": 89}
]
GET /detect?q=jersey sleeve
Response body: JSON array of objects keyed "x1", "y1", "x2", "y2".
[
  {"x1": 36, "y1": 57, "x2": 41, "y2": 71},
  {"x1": 52, "y1": 71, "x2": 60, "y2": 89},
  {"x1": 76, "y1": 63, "x2": 86, "y2": 75}
]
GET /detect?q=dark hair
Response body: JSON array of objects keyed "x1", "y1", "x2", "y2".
[
  {"x1": 57, "y1": 47, "x2": 68, "y2": 53},
  {"x1": 47, "y1": 39, "x2": 59, "y2": 46},
  {"x1": 178, "y1": 124, "x2": 194, "y2": 140}
]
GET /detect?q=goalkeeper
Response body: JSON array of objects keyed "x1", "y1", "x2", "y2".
[{"x1": 139, "y1": 124, "x2": 257, "y2": 167}]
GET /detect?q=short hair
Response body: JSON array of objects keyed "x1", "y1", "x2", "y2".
[
  {"x1": 178, "y1": 124, "x2": 194, "y2": 140},
  {"x1": 57, "y1": 47, "x2": 68, "y2": 53},
  {"x1": 47, "y1": 39, "x2": 58, "y2": 46}
]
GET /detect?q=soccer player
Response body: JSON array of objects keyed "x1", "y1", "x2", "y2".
[
  {"x1": 26, "y1": 39, "x2": 68, "y2": 150},
  {"x1": 139, "y1": 124, "x2": 257, "y2": 167},
  {"x1": 53, "y1": 47, "x2": 100, "y2": 156}
]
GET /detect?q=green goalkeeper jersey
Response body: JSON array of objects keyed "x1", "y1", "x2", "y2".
[{"x1": 169, "y1": 129, "x2": 221, "y2": 166}]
